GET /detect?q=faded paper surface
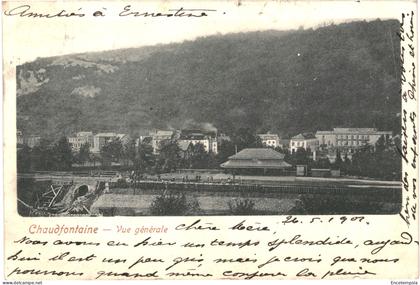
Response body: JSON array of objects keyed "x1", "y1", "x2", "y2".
[{"x1": 2, "y1": 0, "x2": 419, "y2": 281}]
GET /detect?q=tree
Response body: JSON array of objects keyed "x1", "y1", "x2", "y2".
[
  {"x1": 348, "y1": 138, "x2": 401, "y2": 180},
  {"x1": 231, "y1": 128, "x2": 263, "y2": 152},
  {"x1": 375, "y1": 135, "x2": 386, "y2": 152},
  {"x1": 150, "y1": 192, "x2": 200, "y2": 215},
  {"x1": 90, "y1": 153, "x2": 100, "y2": 168},
  {"x1": 131, "y1": 141, "x2": 155, "y2": 194},
  {"x1": 100, "y1": 138, "x2": 123, "y2": 166},
  {"x1": 274, "y1": 146, "x2": 287, "y2": 154},
  {"x1": 31, "y1": 138, "x2": 54, "y2": 171},
  {"x1": 341, "y1": 153, "x2": 351, "y2": 174},
  {"x1": 17, "y1": 145, "x2": 31, "y2": 172},
  {"x1": 228, "y1": 199, "x2": 257, "y2": 215},
  {"x1": 122, "y1": 139, "x2": 137, "y2": 167},
  {"x1": 155, "y1": 140, "x2": 181, "y2": 173},
  {"x1": 182, "y1": 143, "x2": 210, "y2": 169},
  {"x1": 181, "y1": 143, "x2": 195, "y2": 169},
  {"x1": 77, "y1": 142, "x2": 91, "y2": 165},
  {"x1": 332, "y1": 149, "x2": 343, "y2": 170},
  {"x1": 134, "y1": 142, "x2": 155, "y2": 173},
  {"x1": 53, "y1": 136, "x2": 73, "y2": 170},
  {"x1": 312, "y1": 157, "x2": 331, "y2": 169},
  {"x1": 217, "y1": 139, "x2": 236, "y2": 164},
  {"x1": 286, "y1": 147, "x2": 312, "y2": 166}
]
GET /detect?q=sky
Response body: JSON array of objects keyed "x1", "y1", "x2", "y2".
[{"x1": 2, "y1": 1, "x2": 412, "y2": 64}]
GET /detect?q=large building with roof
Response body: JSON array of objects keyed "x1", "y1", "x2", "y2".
[
  {"x1": 150, "y1": 130, "x2": 175, "y2": 154},
  {"x1": 178, "y1": 129, "x2": 218, "y2": 154},
  {"x1": 16, "y1": 129, "x2": 41, "y2": 148},
  {"x1": 92, "y1": 132, "x2": 118, "y2": 153},
  {"x1": 220, "y1": 148, "x2": 291, "y2": 174},
  {"x1": 315, "y1": 128, "x2": 392, "y2": 150},
  {"x1": 289, "y1": 133, "x2": 319, "y2": 153},
  {"x1": 69, "y1": 131, "x2": 94, "y2": 151},
  {"x1": 257, "y1": 133, "x2": 280, "y2": 148}
]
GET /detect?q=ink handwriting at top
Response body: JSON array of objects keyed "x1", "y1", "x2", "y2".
[
  {"x1": 406, "y1": 11, "x2": 415, "y2": 44},
  {"x1": 119, "y1": 6, "x2": 216, "y2": 18},
  {"x1": 398, "y1": 10, "x2": 418, "y2": 227},
  {"x1": 4, "y1": 4, "x2": 217, "y2": 19},
  {"x1": 400, "y1": 11, "x2": 416, "y2": 103},
  {"x1": 397, "y1": 11, "x2": 415, "y2": 53},
  {"x1": 406, "y1": 11, "x2": 416, "y2": 100},
  {"x1": 4, "y1": 5, "x2": 85, "y2": 18}
]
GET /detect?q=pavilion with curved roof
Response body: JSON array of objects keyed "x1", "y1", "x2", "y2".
[{"x1": 220, "y1": 148, "x2": 292, "y2": 175}]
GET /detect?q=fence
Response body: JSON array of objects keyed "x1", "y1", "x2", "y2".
[
  {"x1": 29, "y1": 170, "x2": 120, "y2": 178},
  {"x1": 131, "y1": 180, "x2": 401, "y2": 202}
]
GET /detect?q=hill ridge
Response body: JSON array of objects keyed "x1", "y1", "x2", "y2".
[{"x1": 17, "y1": 19, "x2": 401, "y2": 139}]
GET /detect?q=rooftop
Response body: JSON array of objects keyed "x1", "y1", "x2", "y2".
[
  {"x1": 227, "y1": 148, "x2": 285, "y2": 160},
  {"x1": 178, "y1": 140, "x2": 192, "y2": 151},
  {"x1": 150, "y1": 130, "x2": 174, "y2": 137},
  {"x1": 76, "y1": 131, "x2": 93, "y2": 137},
  {"x1": 315, "y1": 130, "x2": 334, "y2": 135},
  {"x1": 221, "y1": 159, "x2": 291, "y2": 169},
  {"x1": 333, "y1": 128, "x2": 378, "y2": 133},
  {"x1": 316, "y1": 128, "x2": 392, "y2": 134},
  {"x1": 221, "y1": 148, "x2": 291, "y2": 169},
  {"x1": 96, "y1": 132, "x2": 117, "y2": 137},
  {"x1": 179, "y1": 135, "x2": 207, "y2": 140},
  {"x1": 291, "y1": 133, "x2": 316, "y2": 140},
  {"x1": 258, "y1": 133, "x2": 279, "y2": 139},
  {"x1": 180, "y1": 129, "x2": 216, "y2": 139}
]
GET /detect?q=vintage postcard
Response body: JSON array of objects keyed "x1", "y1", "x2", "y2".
[{"x1": 2, "y1": 0, "x2": 419, "y2": 281}]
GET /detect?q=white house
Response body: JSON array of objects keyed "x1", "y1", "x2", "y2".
[{"x1": 289, "y1": 133, "x2": 319, "y2": 153}]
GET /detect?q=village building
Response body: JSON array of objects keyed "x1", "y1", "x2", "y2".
[
  {"x1": 92, "y1": 132, "x2": 118, "y2": 153},
  {"x1": 289, "y1": 133, "x2": 319, "y2": 153},
  {"x1": 25, "y1": 136, "x2": 41, "y2": 148},
  {"x1": 257, "y1": 133, "x2": 280, "y2": 148},
  {"x1": 217, "y1": 133, "x2": 231, "y2": 143},
  {"x1": 220, "y1": 148, "x2": 291, "y2": 175},
  {"x1": 17, "y1": 130, "x2": 24, "y2": 145},
  {"x1": 68, "y1": 131, "x2": 94, "y2": 151},
  {"x1": 16, "y1": 129, "x2": 41, "y2": 148},
  {"x1": 177, "y1": 129, "x2": 218, "y2": 154},
  {"x1": 150, "y1": 130, "x2": 175, "y2": 154},
  {"x1": 136, "y1": 130, "x2": 152, "y2": 145},
  {"x1": 140, "y1": 136, "x2": 153, "y2": 145},
  {"x1": 315, "y1": 128, "x2": 392, "y2": 150}
]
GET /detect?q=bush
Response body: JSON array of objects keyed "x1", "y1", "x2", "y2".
[
  {"x1": 114, "y1": 178, "x2": 130, "y2": 188},
  {"x1": 228, "y1": 199, "x2": 257, "y2": 215},
  {"x1": 291, "y1": 195, "x2": 400, "y2": 214},
  {"x1": 150, "y1": 192, "x2": 200, "y2": 216}
]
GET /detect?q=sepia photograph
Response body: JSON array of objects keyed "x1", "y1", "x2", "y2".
[
  {"x1": 3, "y1": 0, "x2": 419, "y2": 282},
  {"x1": 15, "y1": 17, "x2": 402, "y2": 217}
]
